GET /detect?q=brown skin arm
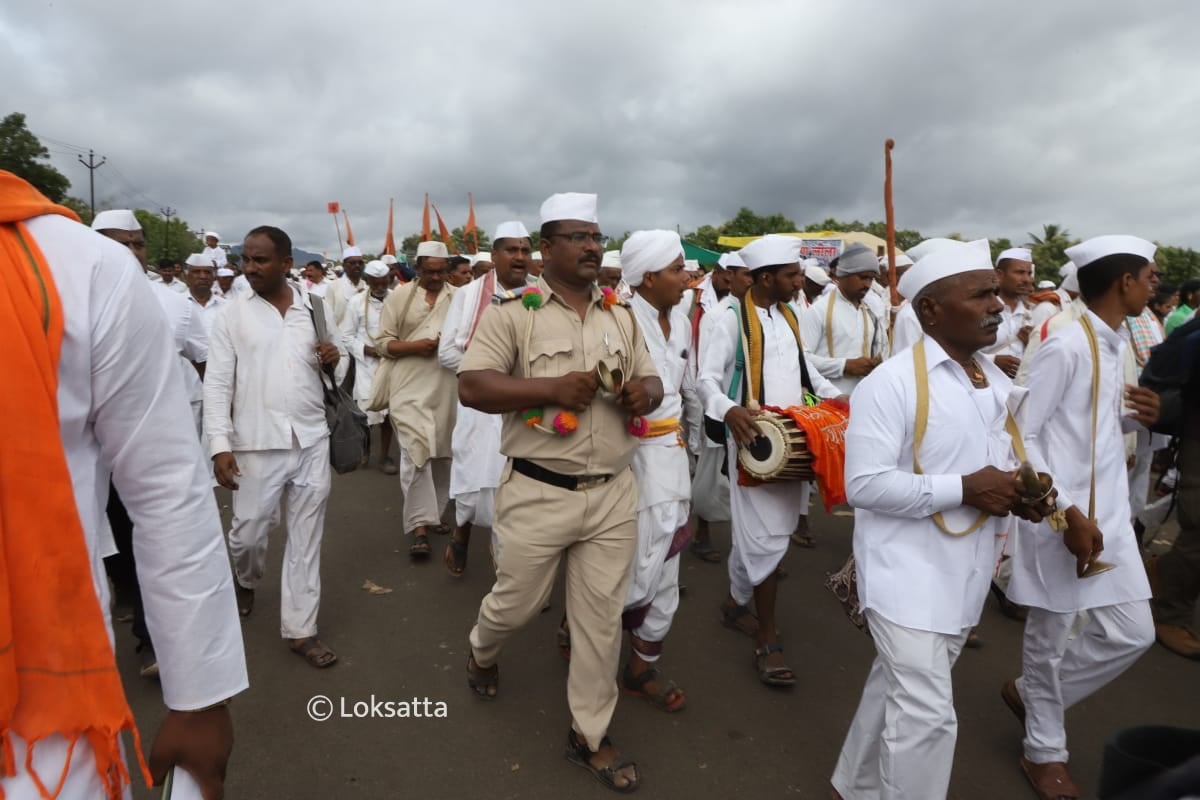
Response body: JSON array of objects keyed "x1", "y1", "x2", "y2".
[
  {"x1": 148, "y1": 705, "x2": 234, "y2": 800},
  {"x1": 459, "y1": 369, "x2": 598, "y2": 413},
  {"x1": 386, "y1": 338, "x2": 439, "y2": 357},
  {"x1": 616, "y1": 377, "x2": 664, "y2": 416}
]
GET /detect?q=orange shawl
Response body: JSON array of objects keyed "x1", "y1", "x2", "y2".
[
  {"x1": 737, "y1": 400, "x2": 850, "y2": 511},
  {"x1": 0, "y1": 170, "x2": 149, "y2": 799}
]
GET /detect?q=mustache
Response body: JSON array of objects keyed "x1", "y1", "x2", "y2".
[{"x1": 981, "y1": 314, "x2": 1002, "y2": 328}]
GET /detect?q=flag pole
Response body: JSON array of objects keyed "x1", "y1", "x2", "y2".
[{"x1": 884, "y1": 139, "x2": 898, "y2": 346}]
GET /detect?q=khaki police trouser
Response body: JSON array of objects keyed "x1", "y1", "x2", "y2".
[{"x1": 469, "y1": 464, "x2": 637, "y2": 750}]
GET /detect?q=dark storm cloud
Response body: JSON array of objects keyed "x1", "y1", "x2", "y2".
[{"x1": 4, "y1": 0, "x2": 1198, "y2": 255}]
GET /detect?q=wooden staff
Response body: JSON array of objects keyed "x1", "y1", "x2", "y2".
[{"x1": 884, "y1": 139, "x2": 898, "y2": 308}]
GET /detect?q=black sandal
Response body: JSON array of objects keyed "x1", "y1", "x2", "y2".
[
  {"x1": 719, "y1": 602, "x2": 759, "y2": 638},
  {"x1": 753, "y1": 643, "x2": 796, "y2": 688},
  {"x1": 409, "y1": 533, "x2": 431, "y2": 559},
  {"x1": 621, "y1": 664, "x2": 686, "y2": 712},
  {"x1": 564, "y1": 731, "x2": 640, "y2": 794},
  {"x1": 466, "y1": 652, "x2": 498, "y2": 700},
  {"x1": 444, "y1": 538, "x2": 468, "y2": 577}
]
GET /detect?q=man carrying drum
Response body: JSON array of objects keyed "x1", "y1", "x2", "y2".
[{"x1": 697, "y1": 234, "x2": 844, "y2": 688}]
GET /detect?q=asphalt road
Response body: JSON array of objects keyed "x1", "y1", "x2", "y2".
[{"x1": 118, "y1": 466, "x2": 1198, "y2": 800}]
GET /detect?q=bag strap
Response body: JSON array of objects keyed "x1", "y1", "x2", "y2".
[
  {"x1": 1079, "y1": 315, "x2": 1101, "y2": 521},
  {"x1": 306, "y1": 293, "x2": 340, "y2": 392},
  {"x1": 913, "y1": 339, "x2": 1026, "y2": 537}
]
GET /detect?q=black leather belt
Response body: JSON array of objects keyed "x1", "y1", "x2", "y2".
[{"x1": 512, "y1": 458, "x2": 614, "y2": 491}]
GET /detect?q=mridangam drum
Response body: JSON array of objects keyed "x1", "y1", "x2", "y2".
[{"x1": 738, "y1": 411, "x2": 814, "y2": 482}]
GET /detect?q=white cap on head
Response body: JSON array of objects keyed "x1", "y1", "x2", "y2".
[
  {"x1": 805, "y1": 265, "x2": 831, "y2": 287},
  {"x1": 837, "y1": 243, "x2": 880, "y2": 275},
  {"x1": 1058, "y1": 261, "x2": 1076, "y2": 279},
  {"x1": 906, "y1": 237, "x2": 958, "y2": 261},
  {"x1": 204, "y1": 231, "x2": 220, "y2": 241},
  {"x1": 684, "y1": 259, "x2": 701, "y2": 272},
  {"x1": 539, "y1": 192, "x2": 598, "y2": 225},
  {"x1": 531, "y1": 252, "x2": 543, "y2": 261},
  {"x1": 1061, "y1": 265, "x2": 1080, "y2": 294},
  {"x1": 492, "y1": 220, "x2": 530, "y2": 242},
  {"x1": 185, "y1": 253, "x2": 214, "y2": 268},
  {"x1": 1037, "y1": 280, "x2": 1056, "y2": 290},
  {"x1": 416, "y1": 241, "x2": 449, "y2": 259},
  {"x1": 897, "y1": 239, "x2": 993, "y2": 300},
  {"x1": 91, "y1": 209, "x2": 141, "y2": 232},
  {"x1": 469, "y1": 252, "x2": 493, "y2": 266},
  {"x1": 878, "y1": 253, "x2": 915, "y2": 269},
  {"x1": 718, "y1": 251, "x2": 746, "y2": 270},
  {"x1": 216, "y1": 268, "x2": 235, "y2": 277},
  {"x1": 342, "y1": 245, "x2": 363, "y2": 259},
  {"x1": 380, "y1": 254, "x2": 398, "y2": 265},
  {"x1": 363, "y1": 260, "x2": 391, "y2": 278},
  {"x1": 738, "y1": 234, "x2": 802, "y2": 271},
  {"x1": 1065, "y1": 235, "x2": 1156, "y2": 270},
  {"x1": 601, "y1": 250, "x2": 621, "y2": 269},
  {"x1": 996, "y1": 247, "x2": 1032, "y2": 265},
  {"x1": 620, "y1": 230, "x2": 684, "y2": 288}
]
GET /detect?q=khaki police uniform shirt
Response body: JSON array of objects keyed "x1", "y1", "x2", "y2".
[{"x1": 460, "y1": 276, "x2": 659, "y2": 476}]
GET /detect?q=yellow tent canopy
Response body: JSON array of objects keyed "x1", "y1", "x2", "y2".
[{"x1": 717, "y1": 230, "x2": 888, "y2": 253}]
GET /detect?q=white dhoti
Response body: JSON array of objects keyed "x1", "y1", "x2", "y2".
[
  {"x1": 228, "y1": 437, "x2": 330, "y2": 639},
  {"x1": 726, "y1": 441, "x2": 801, "y2": 605},
  {"x1": 831, "y1": 610, "x2": 969, "y2": 800},
  {"x1": 1015, "y1": 601, "x2": 1154, "y2": 764},
  {"x1": 449, "y1": 403, "x2": 504, "y2": 528},
  {"x1": 352, "y1": 358, "x2": 386, "y2": 427},
  {"x1": 399, "y1": 450, "x2": 451, "y2": 533},
  {"x1": 624, "y1": 499, "x2": 689, "y2": 654},
  {"x1": 691, "y1": 442, "x2": 730, "y2": 521}
]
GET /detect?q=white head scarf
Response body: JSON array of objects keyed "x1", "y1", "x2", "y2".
[{"x1": 620, "y1": 230, "x2": 684, "y2": 288}]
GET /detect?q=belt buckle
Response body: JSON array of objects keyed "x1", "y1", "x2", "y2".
[{"x1": 574, "y1": 474, "x2": 607, "y2": 491}]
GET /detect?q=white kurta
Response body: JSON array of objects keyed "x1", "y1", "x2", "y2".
[
  {"x1": 1008, "y1": 310, "x2": 1152, "y2": 612},
  {"x1": 889, "y1": 301, "x2": 921, "y2": 358},
  {"x1": 326, "y1": 275, "x2": 367, "y2": 328},
  {"x1": 982, "y1": 298, "x2": 1031, "y2": 358},
  {"x1": 438, "y1": 274, "x2": 507, "y2": 521},
  {"x1": 697, "y1": 300, "x2": 839, "y2": 601},
  {"x1": 150, "y1": 279, "x2": 207, "y2": 433},
  {"x1": 1, "y1": 214, "x2": 248, "y2": 799},
  {"x1": 624, "y1": 293, "x2": 693, "y2": 645},
  {"x1": 187, "y1": 292, "x2": 228, "y2": 339},
  {"x1": 799, "y1": 288, "x2": 881, "y2": 396},
  {"x1": 161, "y1": 277, "x2": 189, "y2": 294},
  {"x1": 201, "y1": 244, "x2": 227, "y2": 269},
  {"x1": 340, "y1": 290, "x2": 390, "y2": 426},
  {"x1": 687, "y1": 295, "x2": 736, "y2": 522}
]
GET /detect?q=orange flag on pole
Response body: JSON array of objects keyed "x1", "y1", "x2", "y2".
[
  {"x1": 383, "y1": 197, "x2": 396, "y2": 256},
  {"x1": 421, "y1": 194, "x2": 431, "y2": 242},
  {"x1": 433, "y1": 204, "x2": 459, "y2": 254},
  {"x1": 342, "y1": 210, "x2": 355, "y2": 246},
  {"x1": 464, "y1": 192, "x2": 478, "y2": 254}
]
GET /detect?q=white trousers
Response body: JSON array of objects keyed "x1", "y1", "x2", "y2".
[
  {"x1": 832, "y1": 610, "x2": 969, "y2": 800},
  {"x1": 624, "y1": 500, "x2": 689, "y2": 654},
  {"x1": 1016, "y1": 601, "x2": 1154, "y2": 764},
  {"x1": 690, "y1": 443, "x2": 730, "y2": 522},
  {"x1": 398, "y1": 451, "x2": 450, "y2": 532},
  {"x1": 228, "y1": 439, "x2": 330, "y2": 639},
  {"x1": 1128, "y1": 433, "x2": 1154, "y2": 523},
  {"x1": 455, "y1": 487, "x2": 496, "y2": 528}
]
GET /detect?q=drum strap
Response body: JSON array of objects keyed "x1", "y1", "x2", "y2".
[
  {"x1": 738, "y1": 294, "x2": 814, "y2": 408},
  {"x1": 912, "y1": 339, "x2": 1028, "y2": 538}
]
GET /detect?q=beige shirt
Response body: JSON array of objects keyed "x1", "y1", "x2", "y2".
[
  {"x1": 460, "y1": 277, "x2": 659, "y2": 475},
  {"x1": 377, "y1": 281, "x2": 458, "y2": 466}
]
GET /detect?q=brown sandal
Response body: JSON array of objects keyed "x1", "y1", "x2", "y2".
[
  {"x1": 1019, "y1": 757, "x2": 1080, "y2": 800},
  {"x1": 289, "y1": 637, "x2": 337, "y2": 669}
]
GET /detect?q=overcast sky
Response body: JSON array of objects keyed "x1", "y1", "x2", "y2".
[{"x1": 5, "y1": 1, "x2": 1198, "y2": 256}]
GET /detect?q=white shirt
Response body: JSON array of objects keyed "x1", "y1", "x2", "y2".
[
  {"x1": 306, "y1": 279, "x2": 328, "y2": 298},
  {"x1": 983, "y1": 298, "x2": 1031, "y2": 358},
  {"x1": 1029, "y1": 300, "x2": 1061, "y2": 332},
  {"x1": 201, "y1": 245, "x2": 227, "y2": 268},
  {"x1": 848, "y1": 335, "x2": 1021, "y2": 634},
  {"x1": 229, "y1": 273, "x2": 253, "y2": 299},
  {"x1": 150, "y1": 279, "x2": 207, "y2": 419},
  {"x1": 160, "y1": 277, "x2": 189, "y2": 294},
  {"x1": 800, "y1": 288, "x2": 881, "y2": 395},
  {"x1": 25, "y1": 213, "x2": 247, "y2": 712},
  {"x1": 889, "y1": 301, "x2": 921, "y2": 357},
  {"x1": 629, "y1": 291, "x2": 693, "y2": 507},
  {"x1": 1008, "y1": 309, "x2": 1152, "y2": 612},
  {"x1": 203, "y1": 283, "x2": 339, "y2": 456},
  {"x1": 698, "y1": 298, "x2": 839, "y2": 424},
  {"x1": 187, "y1": 292, "x2": 228, "y2": 339}
]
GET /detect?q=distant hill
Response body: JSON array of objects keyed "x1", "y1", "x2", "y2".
[{"x1": 228, "y1": 243, "x2": 327, "y2": 266}]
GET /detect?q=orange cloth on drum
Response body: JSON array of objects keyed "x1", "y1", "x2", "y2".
[
  {"x1": 736, "y1": 399, "x2": 850, "y2": 511},
  {"x1": 0, "y1": 170, "x2": 151, "y2": 800}
]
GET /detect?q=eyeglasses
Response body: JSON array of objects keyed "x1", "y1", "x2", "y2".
[{"x1": 549, "y1": 232, "x2": 608, "y2": 247}]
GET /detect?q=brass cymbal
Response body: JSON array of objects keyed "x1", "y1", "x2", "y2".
[{"x1": 1080, "y1": 560, "x2": 1117, "y2": 579}]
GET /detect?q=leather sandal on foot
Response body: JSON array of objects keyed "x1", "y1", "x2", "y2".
[
  {"x1": 466, "y1": 652, "x2": 498, "y2": 700},
  {"x1": 409, "y1": 533, "x2": 431, "y2": 558},
  {"x1": 1019, "y1": 757, "x2": 1080, "y2": 800},
  {"x1": 290, "y1": 637, "x2": 337, "y2": 669},
  {"x1": 621, "y1": 664, "x2": 686, "y2": 712},
  {"x1": 1001, "y1": 679, "x2": 1027, "y2": 726},
  {"x1": 720, "y1": 602, "x2": 759, "y2": 638},
  {"x1": 753, "y1": 643, "x2": 796, "y2": 688},
  {"x1": 564, "y1": 731, "x2": 640, "y2": 794},
  {"x1": 444, "y1": 538, "x2": 468, "y2": 577}
]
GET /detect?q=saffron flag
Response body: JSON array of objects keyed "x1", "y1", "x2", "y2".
[
  {"x1": 421, "y1": 194, "x2": 431, "y2": 242},
  {"x1": 327, "y1": 201, "x2": 340, "y2": 215},
  {"x1": 383, "y1": 198, "x2": 396, "y2": 256},
  {"x1": 433, "y1": 205, "x2": 459, "y2": 254},
  {"x1": 343, "y1": 210, "x2": 355, "y2": 246},
  {"x1": 464, "y1": 192, "x2": 478, "y2": 254}
]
